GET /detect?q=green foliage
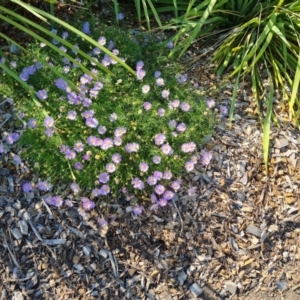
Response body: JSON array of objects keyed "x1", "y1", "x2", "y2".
[
  {"x1": 0, "y1": 0, "x2": 135, "y2": 94},
  {"x1": 2, "y1": 23, "x2": 214, "y2": 200}
]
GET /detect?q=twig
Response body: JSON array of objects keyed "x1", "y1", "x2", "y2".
[
  {"x1": 171, "y1": 198, "x2": 184, "y2": 233},
  {"x1": 1, "y1": 232, "x2": 20, "y2": 268}
]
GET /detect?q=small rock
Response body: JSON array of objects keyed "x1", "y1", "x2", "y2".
[
  {"x1": 11, "y1": 228, "x2": 22, "y2": 240},
  {"x1": 74, "y1": 264, "x2": 84, "y2": 271},
  {"x1": 225, "y1": 281, "x2": 237, "y2": 296},
  {"x1": 19, "y1": 220, "x2": 28, "y2": 235},
  {"x1": 274, "y1": 138, "x2": 289, "y2": 149},
  {"x1": 13, "y1": 291, "x2": 24, "y2": 300},
  {"x1": 178, "y1": 270, "x2": 187, "y2": 285},
  {"x1": 72, "y1": 255, "x2": 80, "y2": 264},
  {"x1": 236, "y1": 191, "x2": 246, "y2": 201},
  {"x1": 246, "y1": 225, "x2": 262, "y2": 237},
  {"x1": 189, "y1": 283, "x2": 203, "y2": 297},
  {"x1": 83, "y1": 246, "x2": 91, "y2": 256},
  {"x1": 277, "y1": 281, "x2": 288, "y2": 291}
]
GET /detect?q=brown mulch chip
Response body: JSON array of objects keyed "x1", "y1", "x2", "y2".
[{"x1": 1, "y1": 51, "x2": 300, "y2": 300}]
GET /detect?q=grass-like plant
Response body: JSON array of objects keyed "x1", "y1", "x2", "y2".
[
  {"x1": 1, "y1": 21, "x2": 215, "y2": 218},
  {"x1": 118, "y1": 0, "x2": 300, "y2": 169}
]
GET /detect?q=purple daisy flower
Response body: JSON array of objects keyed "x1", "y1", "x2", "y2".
[
  {"x1": 99, "y1": 172, "x2": 110, "y2": 184},
  {"x1": 74, "y1": 162, "x2": 83, "y2": 170},
  {"x1": 181, "y1": 142, "x2": 196, "y2": 153},
  {"x1": 114, "y1": 137, "x2": 122, "y2": 146},
  {"x1": 82, "y1": 197, "x2": 95, "y2": 210},
  {"x1": 201, "y1": 150, "x2": 213, "y2": 166},
  {"x1": 98, "y1": 125, "x2": 107, "y2": 135},
  {"x1": 132, "y1": 205, "x2": 143, "y2": 215},
  {"x1": 154, "y1": 71, "x2": 161, "y2": 78},
  {"x1": 112, "y1": 153, "x2": 122, "y2": 164},
  {"x1": 43, "y1": 116, "x2": 54, "y2": 128},
  {"x1": 153, "y1": 171, "x2": 163, "y2": 180},
  {"x1": 161, "y1": 89, "x2": 170, "y2": 99},
  {"x1": 152, "y1": 155, "x2": 161, "y2": 164},
  {"x1": 22, "y1": 182, "x2": 33, "y2": 193},
  {"x1": 131, "y1": 178, "x2": 144, "y2": 190},
  {"x1": 168, "y1": 120, "x2": 177, "y2": 128},
  {"x1": 136, "y1": 61, "x2": 144, "y2": 70},
  {"x1": 67, "y1": 110, "x2": 77, "y2": 120},
  {"x1": 155, "y1": 184, "x2": 165, "y2": 195},
  {"x1": 171, "y1": 180, "x2": 181, "y2": 192},
  {"x1": 6, "y1": 133, "x2": 20, "y2": 145},
  {"x1": 177, "y1": 73, "x2": 188, "y2": 84},
  {"x1": 13, "y1": 155, "x2": 22, "y2": 165},
  {"x1": 45, "y1": 196, "x2": 54, "y2": 206},
  {"x1": 167, "y1": 41, "x2": 174, "y2": 49},
  {"x1": 114, "y1": 127, "x2": 127, "y2": 137},
  {"x1": 87, "y1": 135, "x2": 98, "y2": 146},
  {"x1": 188, "y1": 187, "x2": 197, "y2": 195},
  {"x1": 163, "y1": 170, "x2": 172, "y2": 180},
  {"x1": 106, "y1": 163, "x2": 116, "y2": 173},
  {"x1": 83, "y1": 97, "x2": 92, "y2": 107},
  {"x1": 206, "y1": 99, "x2": 216, "y2": 108},
  {"x1": 109, "y1": 113, "x2": 118, "y2": 122},
  {"x1": 98, "y1": 36, "x2": 106, "y2": 46},
  {"x1": 99, "y1": 185, "x2": 110, "y2": 196},
  {"x1": 37, "y1": 180, "x2": 51, "y2": 191},
  {"x1": 169, "y1": 99, "x2": 180, "y2": 109},
  {"x1": 159, "y1": 198, "x2": 168, "y2": 207},
  {"x1": 67, "y1": 92, "x2": 78, "y2": 105},
  {"x1": 37, "y1": 90, "x2": 48, "y2": 100},
  {"x1": 55, "y1": 78, "x2": 68, "y2": 91},
  {"x1": 101, "y1": 138, "x2": 114, "y2": 150},
  {"x1": 139, "y1": 162, "x2": 149, "y2": 173},
  {"x1": 28, "y1": 118, "x2": 37, "y2": 129},
  {"x1": 93, "y1": 47, "x2": 101, "y2": 55},
  {"x1": 82, "y1": 109, "x2": 95, "y2": 119},
  {"x1": 176, "y1": 123, "x2": 186, "y2": 132},
  {"x1": 86, "y1": 117, "x2": 99, "y2": 128},
  {"x1": 157, "y1": 108, "x2": 165, "y2": 117},
  {"x1": 136, "y1": 69, "x2": 146, "y2": 80},
  {"x1": 52, "y1": 196, "x2": 63, "y2": 207},
  {"x1": 156, "y1": 78, "x2": 165, "y2": 87},
  {"x1": 20, "y1": 72, "x2": 29, "y2": 81},
  {"x1": 62, "y1": 31, "x2": 69, "y2": 39},
  {"x1": 142, "y1": 85, "x2": 150, "y2": 94},
  {"x1": 98, "y1": 218, "x2": 108, "y2": 226},
  {"x1": 143, "y1": 102, "x2": 152, "y2": 110},
  {"x1": 73, "y1": 141, "x2": 84, "y2": 153},
  {"x1": 147, "y1": 176, "x2": 157, "y2": 186},
  {"x1": 154, "y1": 133, "x2": 166, "y2": 146},
  {"x1": 163, "y1": 190, "x2": 174, "y2": 200},
  {"x1": 125, "y1": 143, "x2": 139, "y2": 153},
  {"x1": 161, "y1": 144, "x2": 173, "y2": 156},
  {"x1": 117, "y1": 12, "x2": 124, "y2": 20},
  {"x1": 65, "y1": 149, "x2": 76, "y2": 160},
  {"x1": 80, "y1": 74, "x2": 92, "y2": 85},
  {"x1": 220, "y1": 105, "x2": 228, "y2": 115},
  {"x1": 82, "y1": 21, "x2": 91, "y2": 35},
  {"x1": 185, "y1": 161, "x2": 195, "y2": 172},
  {"x1": 70, "y1": 182, "x2": 80, "y2": 193},
  {"x1": 180, "y1": 102, "x2": 191, "y2": 111},
  {"x1": 45, "y1": 128, "x2": 54, "y2": 138},
  {"x1": 65, "y1": 199, "x2": 73, "y2": 207}
]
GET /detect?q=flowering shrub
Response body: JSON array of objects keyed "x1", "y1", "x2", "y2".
[{"x1": 1, "y1": 22, "x2": 215, "y2": 217}]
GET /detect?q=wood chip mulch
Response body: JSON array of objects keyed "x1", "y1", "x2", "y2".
[{"x1": 1, "y1": 52, "x2": 300, "y2": 300}]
